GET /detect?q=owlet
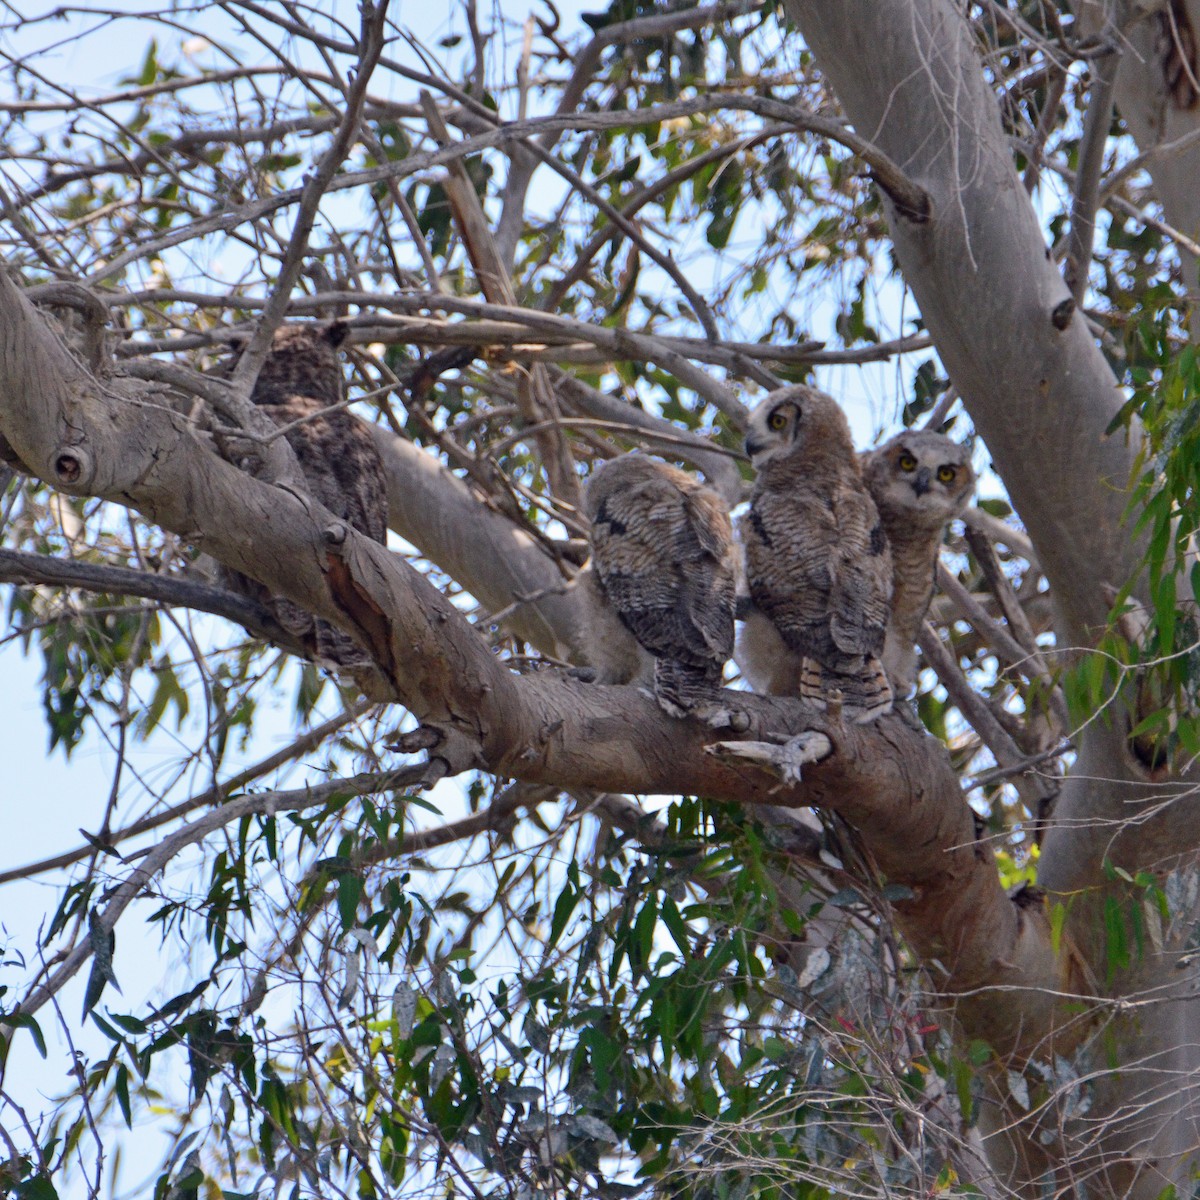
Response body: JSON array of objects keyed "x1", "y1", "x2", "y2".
[
  {"x1": 862, "y1": 430, "x2": 975, "y2": 694},
  {"x1": 738, "y1": 387, "x2": 893, "y2": 722},
  {"x1": 583, "y1": 453, "x2": 737, "y2": 722}
]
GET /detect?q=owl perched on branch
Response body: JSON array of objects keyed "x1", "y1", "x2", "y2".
[
  {"x1": 582, "y1": 453, "x2": 738, "y2": 724},
  {"x1": 738, "y1": 388, "x2": 893, "y2": 723},
  {"x1": 862, "y1": 430, "x2": 975, "y2": 694},
  {"x1": 219, "y1": 320, "x2": 388, "y2": 668}
]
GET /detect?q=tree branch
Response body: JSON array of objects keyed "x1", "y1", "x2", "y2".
[
  {"x1": 0, "y1": 265, "x2": 1070, "y2": 1059},
  {"x1": 0, "y1": 547, "x2": 292, "y2": 647}
]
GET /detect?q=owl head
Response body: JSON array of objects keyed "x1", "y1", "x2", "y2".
[
  {"x1": 744, "y1": 386, "x2": 855, "y2": 469},
  {"x1": 221, "y1": 320, "x2": 350, "y2": 407},
  {"x1": 861, "y1": 430, "x2": 975, "y2": 525}
]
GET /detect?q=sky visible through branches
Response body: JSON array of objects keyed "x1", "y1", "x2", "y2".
[{"x1": 0, "y1": 3, "x2": 1020, "y2": 1196}]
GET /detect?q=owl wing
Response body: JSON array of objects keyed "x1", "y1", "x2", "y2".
[
  {"x1": 259, "y1": 401, "x2": 388, "y2": 545},
  {"x1": 827, "y1": 486, "x2": 892, "y2": 657},
  {"x1": 591, "y1": 477, "x2": 733, "y2": 670},
  {"x1": 745, "y1": 491, "x2": 838, "y2": 642},
  {"x1": 678, "y1": 486, "x2": 737, "y2": 662},
  {"x1": 330, "y1": 416, "x2": 388, "y2": 544}
]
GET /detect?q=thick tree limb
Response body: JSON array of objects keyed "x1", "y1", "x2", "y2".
[
  {"x1": 0, "y1": 260, "x2": 1068, "y2": 1060},
  {"x1": 785, "y1": 2, "x2": 1200, "y2": 1191}
]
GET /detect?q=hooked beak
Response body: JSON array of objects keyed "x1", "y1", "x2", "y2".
[
  {"x1": 913, "y1": 466, "x2": 932, "y2": 496},
  {"x1": 745, "y1": 436, "x2": 767, "y2": 461}
]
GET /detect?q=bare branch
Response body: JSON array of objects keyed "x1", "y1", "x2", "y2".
[{"x1": 0, "y1": 546, "x2": 294, "y2": 647}]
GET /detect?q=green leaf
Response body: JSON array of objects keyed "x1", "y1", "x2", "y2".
[
  {"x1": 0, "y1": 1012, "x2": 47, "y2": 1058},
  {"x1": 16, "y1": 1177, "x2": 60, "y2": 1199},
  {"x1": 549, "y1": 875, "x2": 580, "y2": 948},
  {"x1": 115, "y1": 1063, "x2": 132, "y2": 1127},
  {"x1": 1050, "y1": 901, "x2": 1068, "y2": 958},
  {"x1": 337, "y1": 874, "x2": 364, "y2": 931}
]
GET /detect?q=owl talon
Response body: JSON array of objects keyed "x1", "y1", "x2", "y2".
[
  {"x1": 699, "y1": 704, "x2": 751, "y2": 732},
  {"x1": 705, "y1": 731, "x2": 833, "y2": 787}
]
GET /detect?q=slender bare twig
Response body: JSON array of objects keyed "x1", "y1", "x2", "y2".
[
  {"x1": 917, "y1": 621, "x2": 1027, "y2": 772},
  {"x1": 937, "y1": 562, "x2": 1044, "y2": 677},
  {"x1": 85, "y1": 94, "x2": 929, "y2": 287},
  {"x1": 229, "y1": 1, "x2": 389, "y2": 396},
  {"x1": 418, "y1": 90, "x2": 582, "y2": 508},
  {"x1": 0, "y1": 704, "x2": 371, "y2": 886}
]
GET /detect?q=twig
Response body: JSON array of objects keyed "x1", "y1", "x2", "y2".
[
  {"x1": 963, "y1": 507, "x2": 1038, "y2": 567},
  {"x1": 1064, "y1": 44, "x2": 1120, "y2": 303},
  {"x1": 917, "y1": 621, "x2": 1027, "y2": 772},
  {"x1": 965, "y1": 741, "x2": 1073, "y2": 789},
  {"x1": 936, "y1": 562, "x2": 1042, "y2": 676},
  {"x1": 229, "y1": 1, "x2": 389, "y2": 398},
  {"x1": 16, "y1": 767, "x2": 425, "y2": 1018},
  {"x1": 85, "y1": 94, "x2": 930, "y2": 288},
  {"x1": 1023, "y1": 67, "x2": 1067, "y2": 197},
  {"x1": 419, "y1": 90, "x2": 582, "y2": 509},
  {"x1": 0, "y1": 547, "x2": 293, "y2": 647},
  {"x1": 0, "y1": 705, "x2": 370, "y2": 888},
  {"x1": 541, "y1": 127, "x2": 786, "y2": 312}
]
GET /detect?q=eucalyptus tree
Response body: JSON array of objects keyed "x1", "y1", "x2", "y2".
[{"x1": 2, "y1": 2, "x2": 1199, "y2": 1198}]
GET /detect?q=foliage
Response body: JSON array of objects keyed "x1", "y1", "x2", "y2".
[{"x1": 1, "y1": 1, "x2": 1198, "y2": 1198}]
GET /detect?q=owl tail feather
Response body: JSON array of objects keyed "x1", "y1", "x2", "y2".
[
  {"x1": 653, "y1": 658, "x2": 718, "y2": 718},
  {"x1": 652, "y1": 657, "x2": 752, "y2": 730},
  {"x1": 799, "y1": 655, "x2": 893, "y2": 724}
]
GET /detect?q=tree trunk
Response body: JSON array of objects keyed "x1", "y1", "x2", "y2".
[{"x1": 783, "y1": 1, "x2": 1200, "y2": 1192}]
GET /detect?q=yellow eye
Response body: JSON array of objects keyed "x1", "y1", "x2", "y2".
[
  {"x1": 768, "y1": 409, "x2": 788, "y2": 431},
  {"x1": 898, "y1": 453, "x2": 917, "y2": 471},
  {"x1": 937, "y1": 465, "x2": 957, "y2": 484}
]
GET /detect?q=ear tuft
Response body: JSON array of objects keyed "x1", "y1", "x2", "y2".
[{"x1": 325, "y1": 320, "x2": 351, "y2": 349}]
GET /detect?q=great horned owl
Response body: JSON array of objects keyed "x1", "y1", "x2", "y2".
[
  {"x1": 219, "y1": 320, "x2": 387, "y2": 668},
  {"x1": 583, "y1": 453, "x2": 737, "y2": 722},
  {"x1": 862, "y1": 430, "x2": 975, "y2": 694},
  {"x1": 737, "y1": 388, "x2": 893, "y2": 723}
]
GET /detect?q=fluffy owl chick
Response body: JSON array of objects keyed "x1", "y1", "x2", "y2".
[
  {"x1": 584, "y1": 454, "x2": 738, "y2": 722},
  {"x1": 220, "y1": 321, "x2": 387, "y2": 668},
  {"x1": 740, "y1": 388, "x2": 893, "y2": 723},
  {"x1": 862, "y1": 430, "x2": 975, "y2": 694}
]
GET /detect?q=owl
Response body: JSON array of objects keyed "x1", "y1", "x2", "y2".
[
  {"x1": 218, "y1": 320, "x2": 388, "y2": 668},
  {"x1": 861, "y1": 430, "x2": 975, "y2": 694},
  {"x1": 738, "y1": 388, "x2": 893, "y2": 723},
  {"x1": 583, "y1": 453, "x2": 738, "y2": 722}
]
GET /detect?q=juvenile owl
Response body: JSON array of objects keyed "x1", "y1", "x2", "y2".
[
  {"x1": 739, "y1": 387, "x2": 893, "y2": 723},
  {"x1": 219, "y1": 321, "x2": 388, "y2": 668},
  {"x1": 862, "y1": 430, "x2": 975, "y2": 694},
  {"x1": 583, "y1": 454, "x2": 737, "y2": 722}
]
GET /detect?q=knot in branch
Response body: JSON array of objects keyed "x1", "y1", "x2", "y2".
[{"x1": 52, "y1": 443, "x2": 93, "y2": 488}]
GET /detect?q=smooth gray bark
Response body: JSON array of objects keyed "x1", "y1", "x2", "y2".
[
  {"x1": 1075, "y1": 0, "x2": 1200, "y2": 336},
  {"x1": 783, "y1": 1, "x2": 1200, "y2": 1193}
]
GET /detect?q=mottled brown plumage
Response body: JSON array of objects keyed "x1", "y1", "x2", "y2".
[
  {"x1": 738, "y1": 388, "x2": 893, "y2": 722},
  {"x1": 219, "y1": 321, "x2": 387, "y2": 668},
  {"x1": 583, "y1": 453, "x2": 737, "y2": 722},
  {"x1": 862, "y1": 430, "x2": 975, "y2": 694}
]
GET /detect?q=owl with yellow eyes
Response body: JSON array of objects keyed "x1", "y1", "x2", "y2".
[{"x1": 861, "y1": 430, "x2": 976, "y2": 694}]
